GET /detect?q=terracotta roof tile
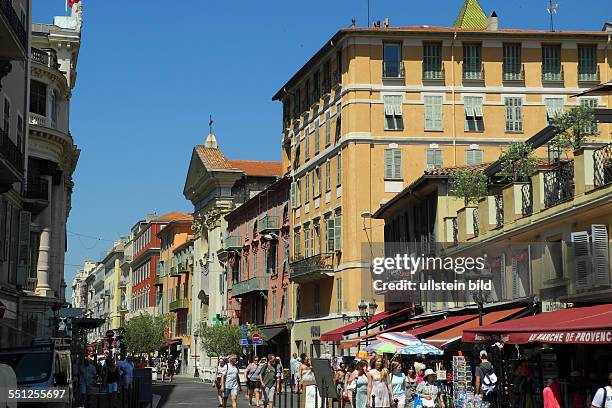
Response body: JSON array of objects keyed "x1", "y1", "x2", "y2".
[
  {"x1": 195, "y1": 146, "x2": 234, "y2": 170},
  {"x1": 228, "y1": 160, "x2": 282, "y2": 177},
  {"x1": 154, "y1": 211, "x2": 193, "y2": 222},
  {"x1": 424, "y1": 162, "x2": 492, "y2": 176}
]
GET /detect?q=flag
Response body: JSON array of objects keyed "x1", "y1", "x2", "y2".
[
  {"x1": 68, "y1": 0, "x2": 80, "y2": 9},
  {"x1": 547, "y1": 2, "x2": 559, "y2": 14}
]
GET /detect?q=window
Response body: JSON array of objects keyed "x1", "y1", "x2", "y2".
[
  {"x1": 424, "y1": 95, "x2": 443, "y2": 131},
  {"x1": 305, "y1": 80, "x2": 311, "y2": 107},
  {"x1": 272, "y1": 290, "x2": 277, "y2": 322},
  {"x1": 293, "y1": 89, "x2": 301, "y2": 118},
  {"x1": 304, "y1": 225, "x2": 313, "y2": 257},
  {"x1": 463, "y1": 44, "x2": 482, "y2": 80},
  {"x1": 305, "y1": 173, "x2": 310, "y2": 203},
  {"x1": 335, "y1": 102, "x2": 342, "y2": 141},
  {"x1": 314, "y1": 222, "x2": 321, "y2": 254},
  {"x1": 335, "y1": 50, "x2": 342, "y2": 84},
  {"x1": 267, "y1": 241, "x2": 277, "y2": 274},
  {"x1": 325, "y1": 111, "x2": 331, "y2": 146},
  {"x1": 290, "y1": 181, "x2": 296, "y2": 208},
  {"x1": 505, "y1": 97, "x2": 523, "y2": 132},
  {"x1": 3, "y1": 98, "x2": 9, "y2": 135},
  {"x1": 325, "y1": 160, "x2": 331, "y2": 191},
  {"x1": 314, "y1": 119, "x2": 320, "y2": 153},
  {"x1": 464, "y1": 96, "x2": 484, "y2": 132},
  {"x1": 542, "y1": 45, "x2": 562, "y2": 81},
  {"x1": 383, "y1": 43, "x2": 402, "y2": 78},
  {"x1": 51, "y1": 91, "x2": 58, "y2": 126},
  {"x1": 296, "y1": 179, "x2": 302, "y2": 207},
  {"x1": 578, "y1": 45, "x2": 597, "y2": 82},
  {"x1": 336, "y1": 153, "x2": 342, "y2": 186},
  {"x1": 313, "y1": 70, "x2": 321, "y2": 102},
  {"x1": 384, "y1": 148, "x2": 402, "y2": 180},
  {"x1": 293, "y1": 228, "x2": 301, "y2": 258},
  {"x1": 336, "y1": 277, "x2": 343, "y2": 313},
  {"x1": 580, "y1": 98, "x2": 598, "y2": 134},
  {"x1": 503, "y1": 43, "x2": 522, "y2": 80},
  {"x1": 30, "y1": 80, "x2": 46, "y2": 116},
  {"x1": 466, "y1": 149, "x2": 483, "y2": 165},
  {"x1": 546, "y1": 239, "x2": 564, "y2": 281},
  {"x1": 323, "y1": 60, "x2": 331, "y2": 94},
  {"x1": 253, "y1": 248, "x2": 258, "y2": 275},
  {"x1": 282, "y1": 288, "x2": 287, "y2": 321},
  {"x1": 325, "y1": 216, "x2": 334, "y2": 253},
  {"x1": 304, "y1": 130, "x2": 310, "y2": 160},
  {"x1": 544, "y1": 98, "x2": 564, "y2": 124},
  {"x1": 383, "y1": 95, "x2": 403, "y2": 130},
  {"x1": 314, "y1": 283, "x2": 321, "y2": 316},
  {"x1": 423, "y1": 43, "x2": 443, "y2": 80},
  {"x1": 315, "y1": 166, "x2": 321, "y2": 196},
  {"x1": 334, "y1": 210, "x2": 342, "y2": 252},
  {"x1": 426, "y1": 149, "x2": 443, "y2": 170}
]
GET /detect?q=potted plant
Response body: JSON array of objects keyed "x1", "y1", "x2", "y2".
[
  {"x1": 550, "y1": 105, "x2": 597, "y2": 152},
  {"x1": 497, "y1": 142, "x2": 537, "y2": 222},
  {"x1": 451, "y1": 169, "x2": 488, "y2": 239}
]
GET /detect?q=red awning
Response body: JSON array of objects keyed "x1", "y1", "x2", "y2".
[
  {"x1": 409, "y1": 314, "x2": 479, "y2": 338},
  {"x1": 463, "y1": 304, "x2": 612, "y2": 345},
  {"x1": 422, "y1": 308, "x2": 526, "y2": 347},
  {"x1": 319, "y1": 308, "x2": 410, "y2": 342},
  {"x1": 357, "y1": 318, "x2": 436, "y2": 341}
]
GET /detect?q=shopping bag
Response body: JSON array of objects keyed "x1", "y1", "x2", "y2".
[{"x1": 414, "y1": 395, "x2": 423, "y2": 408}]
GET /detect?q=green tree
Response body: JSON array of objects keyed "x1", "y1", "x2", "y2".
[
  {"x1": 551, "y1": 105, "x2": 597, "y2": 151},
  {"x1": 497, "y1": 141, "x2": 537, "y2": 182},
  {"x1": 195, "y1": 322, "x2": 265, "y2": 357},
  {"x1": 123, "y1": 312, "x2": 168, "y2": 354},
  {"x1": 450, "y1": 169, "x2": 488, "y2": 205}
]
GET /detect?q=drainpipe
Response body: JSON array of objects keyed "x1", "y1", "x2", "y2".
[{"x1": 451, "y1": 32, "x2": 458, "y2": 166}]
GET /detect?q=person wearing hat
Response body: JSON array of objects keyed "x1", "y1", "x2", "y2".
[
  {"x1": 416, "y1": 369, "x2": 445, "y2": 408},
  {"x1": 591, "y1": 371, "x2": 612, "y2": 408},
  {"x1": 475, "y1": 350, "x2": 497, "y2": 408}
]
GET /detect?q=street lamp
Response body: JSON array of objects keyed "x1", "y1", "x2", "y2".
[
  {"x1": 358, "y1": 299, "x2": 378, "y2": 347},
  {"x1": 193, "y1": 333, "x2": 200, "y2": 378}
]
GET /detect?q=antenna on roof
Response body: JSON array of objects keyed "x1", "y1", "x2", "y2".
[
  {"x1": 209, "y1": 115, "x2": 214, "y2": 135},
  {"x1": 547, "y1": 0, "x2": 559, "y2": 32},
  {"x1": 367, "y1": 0, "x2": 370, "y2": 28}
]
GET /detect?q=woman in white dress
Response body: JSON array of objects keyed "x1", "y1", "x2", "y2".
[
  {"x1": 367, "y1": 357, "x2": 392, "y2": 408},
  {"x1": 300, "y1": 357, "x2": 321, "y2": 408}
]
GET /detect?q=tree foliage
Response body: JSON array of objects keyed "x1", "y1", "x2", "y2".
[
  {"x1": 450, "y1": 169, "x2": 488, "y2": 205},
  {"x1": 196, "y1": 322, "x2": 266, "y2": 357},
  {"x1": 124, "y1": 312, "x2": 168, "y2": 354},
  {"x1": 497, "y1": 142, "x2": 537, "y2": 182},
  {"x1": 550, "y1": 105, "x2": 597, "y2": 151}
]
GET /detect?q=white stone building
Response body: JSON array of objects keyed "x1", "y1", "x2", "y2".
[{"x1": 71, "y1": 259, "x2": 96, "y2": 309}]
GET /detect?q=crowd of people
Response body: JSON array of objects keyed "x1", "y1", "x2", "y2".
[{"x1": 77, "y1": 354, "x2": 136, "y2": 397}]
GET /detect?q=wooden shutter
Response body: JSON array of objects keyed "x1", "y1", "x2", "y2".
[
  {"x1": 435, "y1": 150, "x2": 443, "y2": 168},
  {"x1": 433, "y1": 96, "x2": 443, "y2": 130},
  {"x1": 383, "y1": 96, "x2": 394, "y2": 116},
  {"x1": 424, "y1": 96, "x2": 433, "y2": 130},
  {"x1": 591, "y1": 224, "x2": 610, "y2": 287},
  {"x1": 334, "y1": 215, "x2": 342, "y2": 252},
  {"x1": 290, "y1": 182, "x2": 296, "y2": 208},
  {"x1": 325, "y1": 160, "x2": 331, "y2": 191},
  {"x1": 325, "y1": 112, "x2": 331, "y2": 146},
  {"x1": 426, "y1": 149, "x2": 434, "y2": 170},
  {"x1": 326, "y1": 218, "x2": 334, "y2": 253},
  {"x1": 511, "y1": 255, "x2": 519, "y2": 299},
  {"x1": 393, "y1": 149, "x2": 402, "y2": 180},
  {"x1": 571, "y1": 231, "x2": 591, "y2": 290},
  {"x1": 16, "y1": 211, "x2": 31, "y2": 287}
]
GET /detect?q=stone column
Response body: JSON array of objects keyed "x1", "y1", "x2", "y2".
[{"x1": 35, "y1": 177, "x2": 54, "y2": 297}]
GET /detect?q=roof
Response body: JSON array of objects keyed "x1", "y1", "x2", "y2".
[
  {"x1": 424, "y1": 162, "x2": 491, "y2": 176},
  {"x1": 153, "y1": 211, "x2": 192, "y2": 222},
  {"x1": 195, "y1": 146, "x2": 235, "y2": 170},
  {"x1": 228, "y1": 160, "x2": 282, "y2": 177},
  {"x1": 573, "y1": 81, "x2": 612, "y2": 97},
  {"x1": 454, "y1": 0, "x2": 488, "y2": 29},
  {"x1": 463, "y1": 304, "x2": 612, "y2": 344},
  {"x1": 272, "y1": 27, "x2": 608, "y2": 100}
]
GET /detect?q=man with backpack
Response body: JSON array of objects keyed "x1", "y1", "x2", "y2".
[
  {"x1": 475, "y1": 350, "x2": 497, "y2": 408},
  {"x1": 591, "y1": 372, "x2": 612, "y2": 408},
  {"x1": 260, "y1": 354, "x2": 278, "y2": 408}
]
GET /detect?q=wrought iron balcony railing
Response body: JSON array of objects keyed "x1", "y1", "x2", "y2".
[
  {"x1": 542, "y1": 65, "x2": 564, "y2": 83},
  {"x1": 0, "y1": 129, "x2": 23, "y2": 173},
  {"x1": 169, "y1": 298, "x2": 188, "y2": 311},
  {"x1": 463, "y1": 63, "x2": 485, "y2": 81},
  {"x1": 521, "y1": 183, "x2": 533, "y2": 216},
  {"x1": 422, "y1": 62, "x2": 444, "y2": 81},
  {"x1": 594, "y1": 144, "x2": 612, "y2": 188},
  {"x1": 24, "y1": 177, "x2": 48, "y2": 200},
  {"x1": 0, "y1": 0, "x2": 27, "y2": 51},
  {"x1": 578, "y1": 65, "x2": 600, "y2": 83},
  {"x1": 222, "y1": 235, "x2": 242, "y2": 251},
  {"x1": 472, "y1": 208, "x2": 480, "y2": 237},
  {"x1": 290, "y1": 253, "x2": 334, "y2": 283},
  {"x1": 503, "y1": 63, "x2": 525, "y2": 81},
  {"x1": 452, "y1": 218, "x2": 458, "y2": 245},
  {"x1": 257, "y1": 214, "x2": 280, "y2": 233},
  {"x1": 169, "y1": 266, "x2": 179, "y2": 276},
  {"x1": 383, "y1": 61, "x2": 405, "y2": 79},
  {"x1": 231, "y1": 276, "x2": 268, "y2": 298},
  {"x1": 544, "y1": 161, "x2": 574, "y2": 208},
  {"x1": 495, "y1": 195, "x2": 504, "y2": 228}
]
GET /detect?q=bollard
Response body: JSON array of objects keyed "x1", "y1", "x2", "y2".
[
  {"x1": 290, "y1": 377, "x2": 294, "y2": 408},
  {"x1": 314, "y1": 385, "x2": 319, "y2": 408},
  {"x1": 296, "y1": 381, "x2": 301, "y2": 408}
]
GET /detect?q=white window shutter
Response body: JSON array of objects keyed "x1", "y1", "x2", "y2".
[
  {"x1": 426, "y1": 149, "x2": 434, "y2": 170},
  {"x1": 571, "y1": 231, "x2": 592, "y2": 290},
  {"x1": 511, "y1": 255, "x2": 518, "y2": 299},
  {"x1": 433, "y1": 97, "x2": 443, "y2": 129},
  {"x1": 464, "y1": 97, "x2": 475, "y2": 117},
  {"x1": 424, "y1": 98, "x2": 433, "y2": 129},
  {"x1": 393, "y1": 149, "x2": 402, "y2": 180},
  {"x1": 466, "y1": 150, "x2": 474, "y2": 165},
  {"x1": 326, "y1": 218, "x2": 334, "y2": 253},
  {"x1": 290, "y1": 182, "x2": 296, "y2": 208},
  {"x1": 383, "y1": 96, "x2": 394, "y2": 116},
  {"x1": 393, "y1": 96, "x2": 403, "y2": 116},
  {"x1": 384, "y1": 149, "x2": 393, "y2": 179},
  {"x1": 591, "y1": 224, "x2": 610, "y2": 287},
  {"x1": 435, "y1": 150, "x2": 443, "y2": 168},
  {"x1": 473, "y1": 97, "x2": 484, "y2": 117}
]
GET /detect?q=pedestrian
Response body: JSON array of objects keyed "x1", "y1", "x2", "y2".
[
  {"x1": 260, "y1": 354, "x2": 278, "y2": 408},
  {"x1": 214, "y1": 358, "x2": 227, "y2": 407},
  {"x1": 103, "y1": 360, "x2": 120, "y2": 394},
  {"x1": 221, "y1": 354, "x2": 242, "y2": 408},
  {"x1": 475, "y1": 350, "x2": 497, "y2": 408},
  {"x1": 353, "y1": 361, "x2": 369, "y2": 408},
  {"x1": 299, "y1": 353, "x2": 308, "y2": 393},
  {"x1": 367, "y1": 356, "x2": 391, "y2": 408},
  {"x1": 543, "y1": 378, "x2": 561, "y2": 408},
  {"x1": 416, "y1": 369, "x2": 445, "y2": 408},
  {"x1": 245, "y1": 356, "x2": 261, "y2": 407},
  {"x1": 290, "y1": 353, "x2": 301, "y2": 393},
  {"x1": 591, "y1": 371, "x2": 612, "y2": 408},
  {"x1": 414, "y1": 362, "x2": 426, "y2": 385},
  {"x1": 274, "y1": 357, "x2": 283, "y2": 395},
  {"x1": 160, "y1": 358, "x2": 167, "y2": 382},
  {"x1": 390, "y1": 361, "x2": 408, "y2": 408},
  {"x1": 406, "y1": 366, "x2": 419, "y2": 408},
  {"x1": 116, "y1": 355, "x2": 134, "y2": 390},
  {"x1": 79, "y1": 357, "x2": 97, "y2": 397},
  {"x1": 168, "y1": 356, "x2": 176, "y2": 382},
  {"x1": 333, "y1": 362, "x2": 347, "y2": 408}
]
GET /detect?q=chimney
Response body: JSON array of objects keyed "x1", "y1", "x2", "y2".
[
  {"x1": 486, "y1": 11, "x2": 499, "y2": 31},
  {"x1": 383, "y1": 18, "x2": 390, "y2": 28}
]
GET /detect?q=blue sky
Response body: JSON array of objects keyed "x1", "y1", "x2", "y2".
[{"x1": 31, "y1": 0, "x2": 611, "y2": 295}]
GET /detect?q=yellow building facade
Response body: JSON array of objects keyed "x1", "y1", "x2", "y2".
[{"x1": 273, "y1": 2, "x2": 612, "y2": 355}]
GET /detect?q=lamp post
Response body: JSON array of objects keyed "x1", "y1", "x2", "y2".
[
  {"x1": 286, "y1": 318, "x2": 294, "y2": 357},
  {"x1": 358, "y1": 299, "x2": 378, "y2": 347},
  {"x1": 193, "y1": 333, "x2": 200, "y2": 378}
]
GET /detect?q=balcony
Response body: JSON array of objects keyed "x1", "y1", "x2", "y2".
[
  {"x1": 521, "y1": 183, "x2": 533, "y2": 216},
  {"x1": 578, "y1": 66, "x2": 600, "y2": 84},
  {"x1": 153, "y1": 275, "x2": 162, "y2": 286},
  {"x1": 0, "y1": 129, "x2": 24, "y2": 188},
  {"x1": 31, "y1": 48, "x2": 60, "y2": 70},
  {"x1": 422, "y1": 63, "x2": 444, "y2": 81},
  {"x1": 383, "y1": 61, "x2": 405, "y2": 79},
  {"x1": 119, "y1": 302, "x2": 128, "y2": 312},
  {"x1": 231, "y1": 276, "x2": 268, "y2": 298},
  {"x1": 0, "y1": 0, "x2": 28, "y2": 57},
  {"x1": 542, "y1": 66, "x2": 564, "y2": 84},
  {"x1": 544, "y1": 162, "x2": 574, "y2": 208},
  {"x1": 594, "y1": 144, "x2": 612, "y2": 188},
  {"x1": 169, "y1": 266, "x2": 179, "y2": 277},
  {"x1": 223, "y1": 235, "x2": 242, "y2": 251},
  {"x1": 178, "y1": 260, "x2": 189, "y2": 274},
  {"x1": 169, "y1": 298, "x2": 189, "y2": 311},
  {"x1": 503, "y1": 64, "x2": 525, "y2": 82},
  {"x1": 24, "y1": 177, "x2": 49, "y2": 212},
  {"x1": 258, "y1": 214, "x2": 280, "y2": 234},
  {"x1": 289, "y1": 253, "x2": 334, "y2": 283},
  {"x1": 463, "y1": 63, "x2": 485, "y2": 81}
]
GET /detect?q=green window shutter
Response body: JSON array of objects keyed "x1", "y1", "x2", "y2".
[
  {"x1": 334, "y1": 215, "x2": 342, "y2": 251},
  {"x1": 503, "y1": 44, "x2": 521, "y2": 80},
  {"x1": 326, "y1": 218, "x2": 334, "y2": 253},
  {"x1": 305, "y1": 173, "x2": 310, "y2": 202},
  {"x1": 337, "y1": 153, "x2": 342, "y2": 186},
  {"x1": 464, "y1": 97, "x2": 475, "y2": 116},
  {"x1": 578, "y1": 45, "x2": 597, "y2": 81},
  {"x1": 433, "y1": 96, "x2": 443, "y2": 130},
  {"x1": 383, "y1": 95, "x2": 394, "y2": 116},
  {"x1": 393, "y1": 148, "x2": 402, "y2": 180},
  {"x1": 426, "y1": 149, "x2": 435, "y2": 169},
  {"x1": 542, "y1": 45, "x2": 561, "y2": 81},
  {"x1": 314, "y1": 120, "x2": 320, "y2": 153},
  {"x1": 384, "y1": 149, "x2": 393, "y2": 179},
  {"x1": 435, "y1": 150, "x2": 443, "y2": 168},
  {"x1": 466, "y1": 150, "x2": 474, "y2": 165},
  {"x1": 393, "y1": 96, "x2": 403, "y2": 116},
  {"x1": 305, "y1": 131, "x2": 310, "y2": 158},
  {"x1": 325, "y1": 112, "x2": 331, "y2": 146},
  {"x1": 325, "y1": 160, "x2": 331, "y2": 191}
]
